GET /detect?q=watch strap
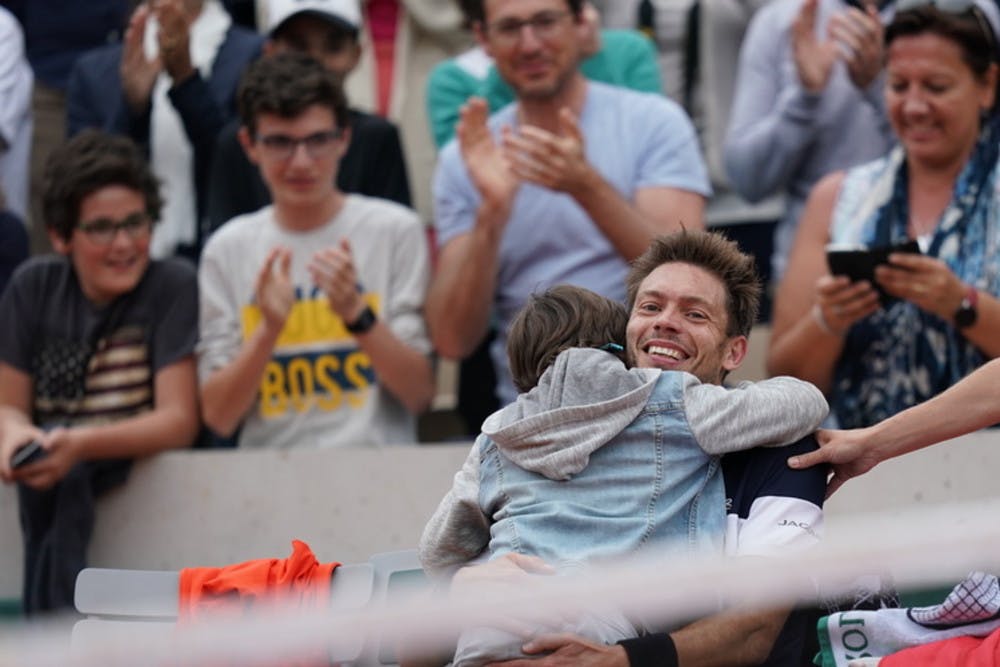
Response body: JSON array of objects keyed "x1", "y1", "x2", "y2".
[
  {"x1": 345, "y1": 305, "x2": 377, "y2": 334},
  {"x1": 954, "y1": 285, "x2": 978, "y2": 329},
  {"x1": 618, "y1": 633, "x2": 678, "y2": 667}
]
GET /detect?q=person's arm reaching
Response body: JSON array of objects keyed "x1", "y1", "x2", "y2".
[{"x1": 788, "y1": 356, "x2": 1000, "y2": 495}]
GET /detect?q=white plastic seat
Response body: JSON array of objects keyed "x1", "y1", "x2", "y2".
[{"x1": 72, "y1": 562, "x2": 377, "y2": 663}]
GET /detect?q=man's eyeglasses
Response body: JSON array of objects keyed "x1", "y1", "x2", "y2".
[
  {"x1": 77, "y1": 212, "x2": 152, "y2": 245},
  {"x1": 487, "y1": 10, "x2": 571, "y2": 46},
  {"x1": 255, "y1": 129, "x2": 344, "y2": 160}
]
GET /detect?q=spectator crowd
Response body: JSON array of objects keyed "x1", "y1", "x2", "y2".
[{"x1": 1, "y1": 0, "x2": 1000, "y2": 665}]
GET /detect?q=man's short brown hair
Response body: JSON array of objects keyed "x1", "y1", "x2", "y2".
[
  {"x1": 507, "y1": 284, "x2": 628, "y2": 393},
  {"x1": 626, "y1": 231, "x2": 761, "y2": 338}
]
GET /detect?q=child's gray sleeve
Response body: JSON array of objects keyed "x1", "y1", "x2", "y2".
[
  {"x1": 418, "y1": 443, "x2": 491, "y2": 577},
  {"x1": 683, "y1": 375, "x2": 828, "y2": 454}
]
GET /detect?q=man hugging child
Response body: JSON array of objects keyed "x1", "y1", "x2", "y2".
[{"x1": 418, "y1": 284, "x2": 828, "y2": 666}]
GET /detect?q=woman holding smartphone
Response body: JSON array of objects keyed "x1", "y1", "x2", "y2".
[{"x1": 768, "y1": 0, "x2": 1000, "y2": 428}]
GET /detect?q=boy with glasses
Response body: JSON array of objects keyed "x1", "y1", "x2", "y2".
[
  {"x1": 206, "y1": 0, "x2": 412, "y2": 231},
  {"x1": 0, "y1": 130, "x2": 200, "y2": 613},
  {"x1": 197, "y1": 53, "x2": 434, "y2": 450}
]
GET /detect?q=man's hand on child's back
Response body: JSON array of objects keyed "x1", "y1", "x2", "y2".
[
  {"x1": 451, "y1": 554, "x2": 558, "y2": 638},
  {"x1": 488, "y1": 633, "x2": 629, "y2": 667},
  {"x1": 451, "y1": 553, "x2": 555, "y2": 595}
]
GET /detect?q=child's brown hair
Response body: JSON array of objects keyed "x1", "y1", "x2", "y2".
[{"x1": 507, "y1": 285, "x2": 628, "y2": 393}]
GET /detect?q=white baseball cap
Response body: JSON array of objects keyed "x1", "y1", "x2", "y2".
[{"x1": 266, "y1": 0, "x2": 362, "y2": 35}]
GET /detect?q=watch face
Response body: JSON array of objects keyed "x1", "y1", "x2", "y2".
[
  {"x1": 955, "y1": 304, "x2": 977, "y2": 329},
  {"x1": 346, "y1": 306, "x2": 377, "y2": 334}
]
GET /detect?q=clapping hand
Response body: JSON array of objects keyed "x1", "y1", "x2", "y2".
[
  {"x1": 503, "y1": 108, "x2": 592, "y2": 196},
  {"x1": 792, "y1": 0, "x2": 839, "y2": 93},
  {"x1": 308, "y1": 239, "x2": 366, "y2": 325},
  {"x1": 120, "y1": 3, "x2": 162, "y2": 113},
  {"x1": 458, "y1": 98, "x2": 521, "y2": 221},
  {"x1": 255, "y1": 247, "x2": 295, "y2": 335},
  {"x1": 152, "y1": 0, "x2": 195, "y2": 82},
  {"x1": 828, "y1": 0, "x2": 884, "y2": 91}
]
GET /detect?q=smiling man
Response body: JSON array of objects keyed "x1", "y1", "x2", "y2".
[
  {"x1": 501, "y1": 232, "x2": 829, "y2": 667},
  {"x1": 427, "y1": 0, "x2": 712, "y2": 407},
  {"x1": 407, "y1": 232, "x2": 831, "y2": 667},
  {"x1": 197, "y1": 53, "x2": 434, "y2": 450}
]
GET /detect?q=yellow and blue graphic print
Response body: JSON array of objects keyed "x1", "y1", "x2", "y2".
[{"x1": 241, "y1": 285, "x2": 380, "y2": 419}]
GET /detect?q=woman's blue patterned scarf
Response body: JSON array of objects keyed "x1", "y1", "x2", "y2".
[{"x1": 833, "y1": 116, "x2": 1000, "y2": 428}]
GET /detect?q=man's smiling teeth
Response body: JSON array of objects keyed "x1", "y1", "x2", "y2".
[{"x1": 648, "y1": 345, "x2": 683, "y2": 360}]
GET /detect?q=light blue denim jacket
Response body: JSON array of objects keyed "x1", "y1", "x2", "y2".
[{"x1": 419, "y1": 348, "x2": 828, "y2": 574}]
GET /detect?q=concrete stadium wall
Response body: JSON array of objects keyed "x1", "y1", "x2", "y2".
[
  {"x1": 0, "y1": 444, "x2": 470, "y2": 600},
  {"x1": 2, "y1": 432, "x2": 1000, "y2": 600}
]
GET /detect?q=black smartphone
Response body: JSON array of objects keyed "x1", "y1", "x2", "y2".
[
  {"x1": 826, "y1": 239, "x2": 921, "y2": 306},
  {"x1": 10, "y1": 440, "x2": 46, "y2": 469}
]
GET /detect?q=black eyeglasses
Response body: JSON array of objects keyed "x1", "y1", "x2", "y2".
[
  {"x1": 255, "y1": 129, "x2": 344, "y2": 160},
  {"x1": 895, "y1": 0, "x2": 998, "y2": 54},
  {"x1": 77, "y1": 212, "x2": 152, "y2": 245},
  {"x1": 487, "y1": 10, "x2": 571, "y2": 46}
]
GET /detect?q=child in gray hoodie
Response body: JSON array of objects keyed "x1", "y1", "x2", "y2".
[{"x1": 418, "y1": 285, "x2": 828, "y2": 666}]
